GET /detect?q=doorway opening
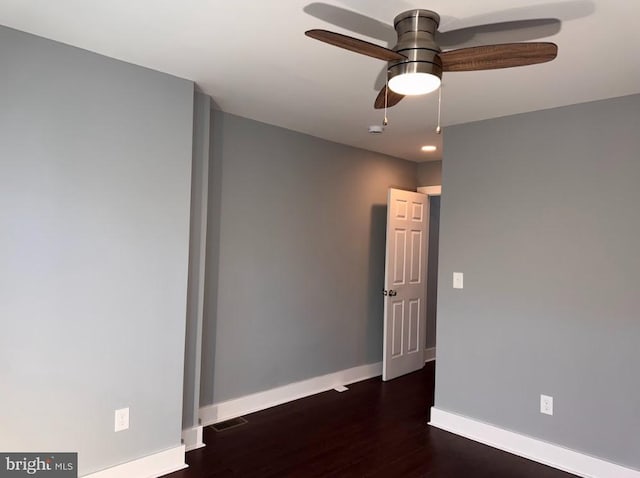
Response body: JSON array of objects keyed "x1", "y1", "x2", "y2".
[{"x1": 418, "y1": 186, "x2": 441, "y2": 364}]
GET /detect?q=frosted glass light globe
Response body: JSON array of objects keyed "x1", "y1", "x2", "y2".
[{"x1": 388, "y1": 73, "x2": 441, "y2": 96}]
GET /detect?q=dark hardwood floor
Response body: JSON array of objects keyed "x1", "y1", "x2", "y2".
[{"x1": 167, "y1": 362, "x2": 576, "y2": 477}]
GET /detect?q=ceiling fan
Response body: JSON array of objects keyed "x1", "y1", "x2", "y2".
[{"x1": 305, "y1": 9, "x2": 558, "y2": 109}]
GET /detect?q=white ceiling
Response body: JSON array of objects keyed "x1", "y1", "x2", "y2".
[{"x1": 1, "y1": 0, "x2": 639, "y2": 162}]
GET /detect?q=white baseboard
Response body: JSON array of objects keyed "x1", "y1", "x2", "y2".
[
  {"x1": 181, "y1": 425, "x2": 205, "y2": 452},
  {"x1": 424, "y1": 347, "x2": 436, "y2": 363},
  {"x1": 429, "y1": 408, "x2": 640, "y2": 478},
  {"x1": 83, "y1": 445, "x2": 187, "y2": 478},
  {"x1": 200, "y1": 362, "x2": 382, "y2": 426}
]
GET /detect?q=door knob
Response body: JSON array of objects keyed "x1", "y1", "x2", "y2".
[{"x1": 388, "y1": 290, "x2": 397, "y2": 297}]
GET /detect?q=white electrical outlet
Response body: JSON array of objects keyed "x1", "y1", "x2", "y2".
[
  {"x1": 114, "y1": 407, "x2": 129, "y2": 432},
  {"x1": 453, "y1": 272, "x2": 464, "y2": 289},
  {"x1": 540, "y1": 395, "x2": 553, "y2": 416}
]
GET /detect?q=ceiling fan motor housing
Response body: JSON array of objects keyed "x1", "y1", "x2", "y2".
[{"x1": 388, "y1": 10, "x2": 443, "y2": 87}]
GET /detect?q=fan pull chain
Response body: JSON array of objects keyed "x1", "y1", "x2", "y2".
[
  {"x1": 383, "y1": 78, "x2": 389, "y2": 127},
  {"x1": 436, "y1": 85, "x2": 442, "y2": 134}
]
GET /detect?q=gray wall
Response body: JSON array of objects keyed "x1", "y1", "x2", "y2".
[
  {"x1": 435, "y1": 94, "x2": 640, "y2": 470},
  {"x1": 201, "y1": 112, "x2": 417, "y2": 404},
  {"x1": 417, "y1": 160, "x2": 442, "y2": 186},
  {"x1": 0, "y1": 26, "x2": 194, "y2": 476}
]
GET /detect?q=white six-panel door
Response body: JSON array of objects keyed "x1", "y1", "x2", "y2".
[{"x1": 382, "y1": 188, "x2": 429, "y2": 381}]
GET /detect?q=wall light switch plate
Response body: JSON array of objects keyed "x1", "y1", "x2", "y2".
[
  {"x1": 540, "y1": 395, "x2": 553, "y2": 416},
  {"x1": 114, "y1": 407, "x2": 129, "y2": 432},
  {"x1": 453, "y1": 272, "x2": 464, "y2": 289}
]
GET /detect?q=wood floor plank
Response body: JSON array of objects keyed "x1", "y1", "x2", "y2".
[{"x1": 166, "y1": 362, "x2": 577, "y2": 477}]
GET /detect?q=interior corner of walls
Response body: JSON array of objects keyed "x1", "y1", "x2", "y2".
[
  {"x1": 199, "y1": 362, "x2": 382, "y2": 426},
  {"x1": 428, "y1": 408, "x2": 640, "y2": 478},
  {"x1": 82, "y1": 445, "x2": 187, "y2": 478}
]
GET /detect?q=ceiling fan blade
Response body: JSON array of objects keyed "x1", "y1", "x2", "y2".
[
  {"x1": 374, "y1": 85, "x2": 405, "y2": 109},
  {"x1": 441, "y1": 42, "x2": 557, "y2": 71},
  {"x1": 303, "y1": 3, "x2": 396, "y2": 45},
  {"x1": 305, "y1": 29, "x2": 406, "y2": 61},
  {"x1": 436, "y1": 18, "x2": 560, "y2": 49}
]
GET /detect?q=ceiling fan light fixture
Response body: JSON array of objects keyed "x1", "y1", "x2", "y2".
[
  {"x1": 387, "y1": 54, "x2": 443, "y2": 97},
  {"x1": 388, "y1": 72, "x2": 441, "y2": 96}
]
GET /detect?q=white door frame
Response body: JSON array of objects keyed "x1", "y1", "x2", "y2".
[
  {"x1": 417, "y1": 185, "x2": 441, "y2": 362},
  {"x1": 417, "y1": 185, "x2": 442, "y2": 196}
]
